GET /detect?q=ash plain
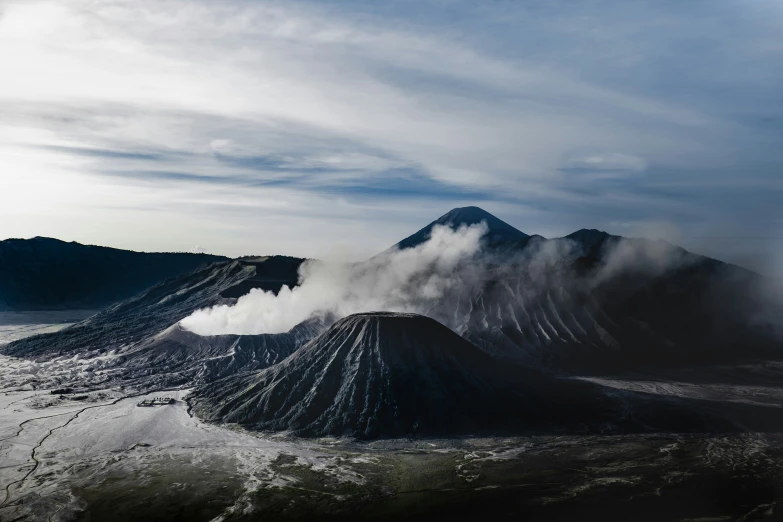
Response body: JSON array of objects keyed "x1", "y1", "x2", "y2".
[{"x1": 2, "y1": 347, "x2": 783, "y2": 522}]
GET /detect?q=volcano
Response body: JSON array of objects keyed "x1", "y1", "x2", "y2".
[
  {"x1": 192, "y1": 312, "x2": 550, "y2": 437},
  {"x1": 190, "y1": 312, "x2": 723, "y2": 438},
  {"x1": 393, "y1": 206, "x2": 529, "y2": 251}
]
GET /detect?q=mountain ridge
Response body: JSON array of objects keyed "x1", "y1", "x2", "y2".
[{"x1": 4, "y1": 206, "x2": 779, "y2": 383}]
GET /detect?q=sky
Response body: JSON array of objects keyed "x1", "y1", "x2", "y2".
[{"x1": 0, "y1": 0, "x2": 781, "y2": 274}]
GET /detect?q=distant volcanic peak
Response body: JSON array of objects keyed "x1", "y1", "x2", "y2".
[
  {"x1": 435, "y1": 206, "x2": 528, "y2": 236},
  {"x1": 394, "y1": 206, "x2": 529, "y2": 251},
  {"x1": 437, "y1": 206, "x2": 498, "y2": 224},
  {"x1": 564, "y1": 228, "x2": 617, "y2": 252},
  {"x1": 566, "y1": 228, "x2": 614, "y2": 241}
]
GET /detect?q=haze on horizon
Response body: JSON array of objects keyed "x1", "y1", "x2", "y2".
[{"x1": 0, "y1": 0, "x2": 781, "y2": 275}]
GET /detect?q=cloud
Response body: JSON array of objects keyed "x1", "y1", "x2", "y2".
[
  {"x1": 0, "y1": 0, "x2": 779, "y2": 269},
  {"x1": 595, "y1": 237, "x2": 699, "y2": 285},
  {"x1": 562, "y1": 153, "x2": 648, "y2": 174},
  {"x1": 609, "y1": 220, "x2": 683, "y2": 244}
]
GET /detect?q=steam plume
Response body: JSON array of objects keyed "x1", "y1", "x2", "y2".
[{"x1": 180, "y1": 222, "x2": 488, "y2": 335}]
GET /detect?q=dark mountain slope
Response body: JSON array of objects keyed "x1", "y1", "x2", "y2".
[
  {"x1": 447, "y1": 232, "x2": 781, "y2": 372},
  {"x1": 2, "y1": 256, "x2": 323, "y2": 390},
  {"x1": 393, "y1": 206, "x2": 529, "y2": 251},
  {"x1": 191, "y1": 312, "x2": 722, "y2": 438},
  {"x1": 116, "y1": 318, "x2": 327, "y2": 389},
  {"x1": 1, "y1": 259, "x2": 253, "y2": 358},
  {"x1": 1, "y1": 255, "x2": 306, "y2": 358},
  {"x1": 220, "y1": 255, "x2": 304, "y2": 298},
  {"x1": 0, "y1": 237, "x2": 227, "y2": 311}
]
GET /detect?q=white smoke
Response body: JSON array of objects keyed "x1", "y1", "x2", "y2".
[
  {"x1": 595, "y1": 237, "x2": 699, "y2": 284},
  {"x1": 180, "y1": 222, "x2": 488, "y2": 335}
]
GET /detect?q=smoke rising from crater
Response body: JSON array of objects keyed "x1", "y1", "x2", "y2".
[{"x1": 180, "y1": 222, "x2": 488, "y2": 335}]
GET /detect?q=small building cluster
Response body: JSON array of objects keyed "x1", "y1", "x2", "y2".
[{"x1": 136, "y1": 397, "x2": 176, "y2": 407}]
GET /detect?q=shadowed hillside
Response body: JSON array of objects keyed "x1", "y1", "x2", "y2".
[{"x1": 0, "y1": 237, "x2": 227, "y2": 311}]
